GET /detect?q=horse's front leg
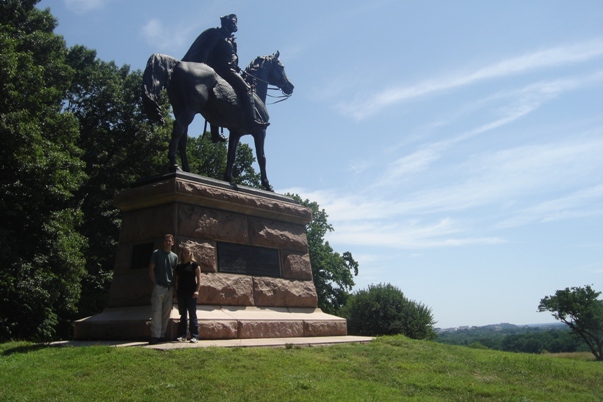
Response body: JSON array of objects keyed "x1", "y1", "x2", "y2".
[
  {"x1": 253, "y1": 129, "x2": 273, "y2": 192},
  {"x1": 168, "y1": 121, "x2": 181, "y2": 171},
  {"x1": 178, "y1": 129, "x2": 190, "y2": 172},
  {"x1": 223, "y1": 131, "x2": 240, "y2": 184}
]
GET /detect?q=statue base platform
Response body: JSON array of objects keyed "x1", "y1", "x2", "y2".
[
  {"x1": 74, "y1": 305, "x2": 346, "y2": 341},
  {"x1": 74, "y1": 171, "x2": 347, "y2": 341}
]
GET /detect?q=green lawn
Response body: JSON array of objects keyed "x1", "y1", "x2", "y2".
[{"x1": 1, "y1": 336, "x2": 601, "y2": 401}]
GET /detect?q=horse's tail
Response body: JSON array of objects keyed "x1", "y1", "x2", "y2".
[{"x1": 142, "y1": 53, "x2": 179, "y2": 124}]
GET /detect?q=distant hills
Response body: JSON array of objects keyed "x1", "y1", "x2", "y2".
[{"x1": 436, "y1": 322, "x2": 564, "y2": 333}]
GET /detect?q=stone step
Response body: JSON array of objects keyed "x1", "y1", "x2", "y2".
[{"x1": 74, "y1": 305, "x2": 347, "y2": 341}]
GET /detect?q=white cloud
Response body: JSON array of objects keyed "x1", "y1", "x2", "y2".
[
  {"x1": 370, "y1": 71, "x2": 603, "y2": 195},
  {"x1": 418, "y1": 137, "x2": 603, "y2": 215},
  {"x1": 348, "y1": 159, "x2": 373, "y2": 174},
  {"x1": 329, "y1": 219, "x2": 505, "y2": 249},
  {"x1": 285, "y1": 132, "x2": 602, "y2": 250},
  {"x1": 141, "y1": 18, "x2": 193, "y2": 52},
  {"x1": 63, "y1": 0, "x2": 109, "y2": 14},
  {"x1": 496, "y1": 185, "x2": 603, "y2": 228},
  {"x1": 337, "y1": 40, "x2": 603, "y2": 120},
  {"x1": 373, "y1": 148, "x2": 441, "y2": 186}
]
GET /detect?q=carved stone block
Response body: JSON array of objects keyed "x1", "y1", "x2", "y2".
[
  {"x1": 119, "y1": 204, "x2": 175, "y2": 243},
  {"x1": 253, "y1": 277, "x2": 318, "y2": 307},
  {"x1": 303, "y1": 320, "x2": 347, "y2": 337},
  {"x1": 199, "y1": 320, "x2": 238, "y2": 339},
  {"x1": 238, "y1": 320, "x2": 304, "y2": 338},
  {"x1": 248, "y1": 218, "x2": 308, "y2": 251},
  {"x1": 178, "y1": 205, "x2": 248, "y2": 244},
  {"x1": 178, "y1": 238, "x2": 217, "y2": 273},
  {"x1": 107, "y1": 271, "x2": 151, "y2": 307},
  {"x1": 198, "y1": 273, "x2": 254, "y2": 306},
  {"x1": 282, "y1": 252, "x2": 312, "y2": 280}
]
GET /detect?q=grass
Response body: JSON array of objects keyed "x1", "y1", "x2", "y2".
[
  {"x1": 544, "y1": 351, "x2": 597, "y2": 361},
  {"x1": 0, "y1": 336, "x2": 601, "y2": 401}
]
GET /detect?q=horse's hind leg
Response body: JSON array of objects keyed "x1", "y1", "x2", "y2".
[{"x1": 168, "y1": 110, "x2": 195, "y2": 171}]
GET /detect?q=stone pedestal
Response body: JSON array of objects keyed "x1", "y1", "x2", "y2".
[{"x1": 74, "y1": 172, "x2": 346, "y2": 340}]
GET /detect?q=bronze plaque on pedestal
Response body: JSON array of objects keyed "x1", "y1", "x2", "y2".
[{"x1": 217, "y1": 242, "x2": 280, "y2": 278}]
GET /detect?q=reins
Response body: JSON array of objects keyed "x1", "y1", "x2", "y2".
[{"x1": 243, "y1": 68, "x2": 291, "y2": 105}]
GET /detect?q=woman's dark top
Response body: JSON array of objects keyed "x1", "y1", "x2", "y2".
[{"x1": 175, "y1": 261, "x2": 199, "y2": 293}]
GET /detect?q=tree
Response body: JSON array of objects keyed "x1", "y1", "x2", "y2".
[
  {"x1": 343, "y1": 283, "x2": 437, "y2": 340},
  {"x1": 538, "y1": 285, "x2": 603, "y2": 361},
  {"x1": 0, "y1": 0, "x2": 86, "y2": 340},
  {"x1": 186, "y1": 133, "x2": 262, "y2": 189},
  {"x1": 288, "y1": 195, "x2": 358, "y2": 314},
  {"x1": 64, "y1": 45, "x2": 172, "y2": 318}
]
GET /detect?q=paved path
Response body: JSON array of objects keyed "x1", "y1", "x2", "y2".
[{"x1": 50, "y1": 335, "x2": 374, "y2": 350}]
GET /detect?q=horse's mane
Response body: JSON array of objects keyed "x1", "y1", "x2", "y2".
[{"x1": 243, "y1": 55, "x2": 270, "y2": 85}]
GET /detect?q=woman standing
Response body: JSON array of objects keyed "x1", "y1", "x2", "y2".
[{"x1": 174, "y1": 247, "x2": 201, "y2": 343}]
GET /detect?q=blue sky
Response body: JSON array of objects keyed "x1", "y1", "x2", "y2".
[{"x1": 40, "y1": 0, "x2": 603, "y2": 328}]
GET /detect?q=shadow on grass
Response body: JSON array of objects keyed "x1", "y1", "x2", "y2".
[{"x1": 2, "y1": 343, "x2": 55, "y2": 357}]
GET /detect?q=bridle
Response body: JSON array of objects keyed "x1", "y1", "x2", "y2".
[{"x1": 243, "y1": 60, "x2": 292, "y2": 104}]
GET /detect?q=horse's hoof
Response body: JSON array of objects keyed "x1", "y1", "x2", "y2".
[{"x1": 262, "y1": 182, "x2": 274, "y2": 192}]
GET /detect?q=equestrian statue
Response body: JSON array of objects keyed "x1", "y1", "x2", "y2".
[{"x1": 142, "y1": 14, "x2": 294, "y2": 191}]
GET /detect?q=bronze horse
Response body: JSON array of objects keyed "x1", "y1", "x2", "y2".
[{"x1": 142, "y1": 51, "x2": 293, "y2": 191}]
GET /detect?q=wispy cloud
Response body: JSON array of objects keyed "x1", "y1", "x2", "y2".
[
  {"x1": 283, "y1": 131, "x2": 603, "y2": 250},
  {"x1": 283, "y1": 189, "x2": 505, "y2": 249},
  {"x1": 348, "y1": 159, "x2": 373, "y2": 174},
  {"x1": 496, "y1": 185, "x2": 603, "y2": 228},
  {"x1": 337, "y1": 40, "x2": 603, "y2": 120},
  {"x1": 63, "y1": 0, "x2": 110, "y2": 14},
  {"x1": 329, "y1": 219, "x2": 505, "y2": 249},
  {"x1": 373, "y1": 148, "x2": 442, "y2": 186},
  {"x1": 141, "y1": 18, "x2": 197, "y2": 52},
  {"x1": 417, "y1": 136, "x2": 603, "y2": 215},
  {"x1": 371, "y1": 70, "x2": 603, "y2": 189}
]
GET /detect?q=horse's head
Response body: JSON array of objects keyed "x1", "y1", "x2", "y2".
[
  {"x1": 266, "y1": 51, "x2": 294, "y2": 95},
  {"x1": 245, "y1": 51, "x2": 294, "y2": 99}
]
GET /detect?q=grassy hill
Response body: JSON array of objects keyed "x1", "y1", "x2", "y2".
[{"x1": 1, "y1": 336, "x2": 601, "y2": 401}]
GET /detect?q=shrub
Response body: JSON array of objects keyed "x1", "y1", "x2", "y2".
[{"x1": 342, "y1": 283, "x2": 437, "y2": 340}]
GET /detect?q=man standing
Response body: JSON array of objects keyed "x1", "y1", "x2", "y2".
[
  {"x1": 182, "y1": 14, "x2": 268, "y2": 130},
  {"x1": 149, "y1": 234, "x2": 178, "y2": 344}
]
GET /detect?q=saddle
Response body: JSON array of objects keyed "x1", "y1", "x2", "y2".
[
  {"x1": 207, "y1": 68, "x2": 265, "y2": 126},
  {"x1": 211, "y1": 75, "x2": 242, "y2": 108}
]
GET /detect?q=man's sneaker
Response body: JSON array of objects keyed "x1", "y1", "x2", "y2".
[
  {"x1": 190, "y1": 338, "x2": 198, "y2": 343},
  {"x1": 176, "y1": 337, "x2": 187, "y2": 342},
  {"x1": 149, "y1": 337, "x2": 160, "y2": 345}
]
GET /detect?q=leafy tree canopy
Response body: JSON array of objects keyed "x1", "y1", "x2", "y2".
[
  {"x1": 538, "y1": 284, "x2": 603, "y2": 361},
  {"x1": 343, "y1": 283, "x2": 437, "y2": 340},
  {"x1": 186, "y1": 133, "x2": 262, "y2": 189},
  {"x1": 64, "y1": 44, "x2": 172, "y2": 318},
  {"x1": 0, "y1": 0, "x2": 86, "y2": 340}
]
